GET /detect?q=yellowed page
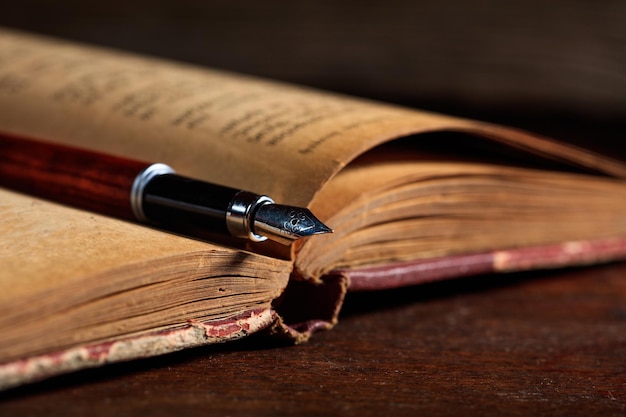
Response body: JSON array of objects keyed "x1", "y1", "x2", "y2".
[
  {"x1": 1, "y1": 188, "x2": 262, "y2": 301},
  {"x1": 1, "y1": 28, "x2": 623, "y2": 209},
  {"x1": 297, "y1": 161, "x2": 626, "y2": 278},
  {"x1": 0, "y1": 188, "x2": 290, "y2": 362}
]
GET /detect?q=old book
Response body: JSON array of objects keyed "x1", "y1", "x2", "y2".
[{"x1": 2, "y1": 28, "x2": 626, "y2": 389}]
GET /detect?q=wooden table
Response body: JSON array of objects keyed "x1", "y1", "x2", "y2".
[
  {"x1": 1, "y1": 262, "x2": 625, "y2": 416},
  {"x1": 0, "y1": 6, "x2": 625, "y2": 414}
]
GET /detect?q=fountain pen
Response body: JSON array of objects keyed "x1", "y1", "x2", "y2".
[{"x1": 0, "y1": 132, "x2": 332, "y2": 245}]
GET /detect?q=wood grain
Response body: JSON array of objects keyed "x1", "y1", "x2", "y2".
[{"x1": 0, "y1": 132, "x2": 146, "y2": 220}]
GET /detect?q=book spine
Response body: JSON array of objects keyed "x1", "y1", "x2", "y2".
[{"x1": 342, "y1": 237, "x2": 626, "y2": 291}]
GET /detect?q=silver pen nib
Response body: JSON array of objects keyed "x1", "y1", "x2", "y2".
[{"x1": 252, "y1": 204, "x2": 333, "y2": 245}]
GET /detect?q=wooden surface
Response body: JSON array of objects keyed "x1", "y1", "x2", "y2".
[
  {"x1": 1, "y1": 262, "x2": 626, "y2": 416},
  {"x1": 1, "y1": 3, "x2": 626, "y2": 415}
]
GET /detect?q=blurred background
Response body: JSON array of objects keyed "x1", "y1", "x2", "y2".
[{"x1": 0, "y1": 0, "x2": 624, "y2": 156}]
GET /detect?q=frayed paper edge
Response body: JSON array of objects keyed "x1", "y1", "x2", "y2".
[{"x1": 0, "y1": 308, "x2": 277, "y2": 390}]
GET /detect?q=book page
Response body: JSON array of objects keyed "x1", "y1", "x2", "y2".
[
  {"x1": 0, "y1": 187, "x2": 289, "y2": 304},
  {"x1": 0, "y1": 188, "x2": 290, "y2": 362},
  {"x1": 297, "y1": 158, "x2": 626, "y2": 278},
  {"x1": 0, "y1": 188, "x2": 224, "y2": 302},
  {"x1": 2, "y1": 28, "x2": 623, "y2": 208}
]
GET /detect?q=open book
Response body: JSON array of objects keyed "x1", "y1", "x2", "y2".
[{"x1": 2, "y1": 28, "x2": 626, "y2": 389}]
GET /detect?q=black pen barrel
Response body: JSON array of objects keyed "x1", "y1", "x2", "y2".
[{"x1": 141, "y1": 174, "x2": 239, "y2": 235}]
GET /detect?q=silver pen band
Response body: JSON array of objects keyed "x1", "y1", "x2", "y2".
[
  {"x1": 130, "y1": 163, "x2": 176, "y2": 222},
  {"x1": 227, "y1": 191, "x2": 274, "y2": 242}
]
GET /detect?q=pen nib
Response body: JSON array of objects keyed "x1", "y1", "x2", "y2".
[{"x1": 252, "y1": 204, "x2": 333, "y2": 245}]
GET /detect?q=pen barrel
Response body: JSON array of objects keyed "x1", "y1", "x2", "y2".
[
  {"x1": 0, "y1": 132, "x2": 147, "y2": 220},
  {"x1": 141, "y1": 174, "x2": 240, "y2": 236}
]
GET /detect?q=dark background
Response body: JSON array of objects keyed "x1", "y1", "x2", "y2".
[{"x1": 1, "y1": 2, "x2": 626, "y2": 415}]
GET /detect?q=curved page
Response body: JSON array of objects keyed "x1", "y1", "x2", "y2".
[{"x1": 1, "y1": 28, "x2": 625, "y2": 211}]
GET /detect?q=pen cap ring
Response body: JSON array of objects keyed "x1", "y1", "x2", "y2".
[
  {"x1": 131, "y1": 163, "x2": 175, "y2": 221},
  {"x1": 227, "y1": 191, "x2": 274, "y2": 242}
]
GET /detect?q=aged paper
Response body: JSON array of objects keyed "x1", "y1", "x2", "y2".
[
  {"x1": 2, "y1": 28, "x2": 622, "y2": 208},
  {"x1": 0, "y1": 188, "x2": 290, "y2": 362}
]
